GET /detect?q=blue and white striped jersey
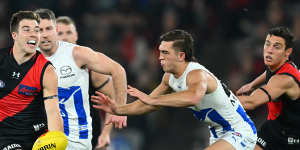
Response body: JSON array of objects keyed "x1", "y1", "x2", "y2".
[
  {"x1": 46, "y1": 41, "x2": 92, "y2": 141},
  {"x1": 169, "y1": 62, "x2": 257, "y2": 139}
]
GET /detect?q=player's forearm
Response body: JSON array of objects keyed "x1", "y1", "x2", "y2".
[
  {"x1": 115, "y1": 101, "x2": 159, "y2": 115},
  {"x1": 101, "y1": 113, "x2": 113, "y2": 135},
  {"x1": 111, "y1": 65, "x2": 127, "y2": 105},
  {"x1": 47, "y1": 113, "x2": 64, "y2": 132},
  {"x1": 149, "y1": 90, "x2": 202, "y2": 107},
  {"x1": 238, "y1": 96, "x2": 256, "y2": 110},
  {"x1": 101, "y1": 123, "x2": 113, "y2": 135},
  {"x1": 250, "y1": 71, "x2": 266, "y2": 88}
]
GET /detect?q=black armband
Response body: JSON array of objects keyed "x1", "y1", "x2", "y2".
[
  {"x1": 43, "y1": 95, "x2": 58, "y2": 100},
  {"x1": 258, "y1": 87, "x2": 272, "y2": 102},
  {"x1": 94, "y1": 77, "x2": 111, "y2": 91}
]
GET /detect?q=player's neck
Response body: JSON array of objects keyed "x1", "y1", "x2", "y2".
[
  {"x1": 173, "y1": 61, "x2": 190, "y2": 78},
  {"x1": 12, "y1": 44, "x2": 36, "y2": 65},
  {"x1": 268, "y1": 59, "x2": 288, "y2": 72}
]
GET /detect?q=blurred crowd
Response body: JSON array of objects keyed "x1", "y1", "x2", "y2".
[{"x1": 2, "y1": 0, "x2": 300, "y2": 149}]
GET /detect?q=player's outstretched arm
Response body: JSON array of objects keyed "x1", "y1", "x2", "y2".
[
  {"x1": 92, "y1": 73, "x2": 172, "y2": 116},
  {"x1": 128, "y1": 70, "x2": 207, "y2": 107},
  {"x1": 92, "y1": 91, "x2": 159, "y2": 116},
  {"x1": 73, "y1": 46, "x2": 127, "y2": 109},
  {"x1": 96, "y1": 113, "x2": 112, "y2": 149},
  {"x1": 91, "y1": 71, "x2": 127, "y2": 129},
  {"x1": 43, "y1": 65, "x2": 63, "y2": 132},
  {"x1": 238, "y1": 74, "x2": 294, "y2": 110},
  {"x1": 237, "y1": 71, "x2": 266, "y2": 95}
]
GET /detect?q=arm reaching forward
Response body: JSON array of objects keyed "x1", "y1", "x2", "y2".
[{"x1": 43, "y1": 65, "x2": 63, "y2": 132}]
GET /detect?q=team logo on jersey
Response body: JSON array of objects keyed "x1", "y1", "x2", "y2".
[
  {"x1": 18, "y1": 84, "x2": 39, "y2": 96},
  {"x1": 60, "y1": 66, "x2": 75, "y2": 79},
  {"x1": 0, "y1": 80, "x2": 5, "y2": 88},
  {"x1": 12, "y1": 71, "x2": 21, "y2": 79}
]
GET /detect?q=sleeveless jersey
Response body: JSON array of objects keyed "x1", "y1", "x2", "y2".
[
  {"x1": 0, "y1": 48, "x2": 50, "y2": 140},
  {"x1": 169, "y1": 62, "x2": 257, "y2": 139},
  {"x1": 265, "y1": 61, "x2": 300, "y2": 131},
  {"x1": 46, "y1": 41, "x2": 91, "y2": 140}
]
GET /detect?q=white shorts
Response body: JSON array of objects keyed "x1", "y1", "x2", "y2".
[
  {"x1": 66, "y1": 137, "x2": 92, "y2": 150},
  {"x1": 209, "y1": 131, "x2": 257, "y2": 150}
]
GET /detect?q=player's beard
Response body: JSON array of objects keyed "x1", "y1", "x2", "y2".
[{"x1": 39, "y1": 43, "x2": 54, "y2": 54}]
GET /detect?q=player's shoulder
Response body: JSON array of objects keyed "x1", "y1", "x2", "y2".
[
  {"x1": 270, "y1": 73, "x2": 296, "y2": 89},
  {"x1": 59, "y1": 40, "x2": 77, "y2": 47},
  {"x1": 72, "y1": 44, "x2": 93, "y2": 53}
]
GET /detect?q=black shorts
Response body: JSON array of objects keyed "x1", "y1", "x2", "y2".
[
  {"x1": 0, "y1": 129, "x2": 46, "y2": 150},
  {"x1": 0, "y1": 141, "x2": 32, "y2": 150},
  {"x1": 257, "y1": 120, "x2": 300, "y2": 150}
]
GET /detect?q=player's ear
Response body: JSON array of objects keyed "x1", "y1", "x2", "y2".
[
  {"x1": 11, "y1": 32, "x2": 17, "y2": 40},
  {"x1": 178, "y1": 51, "x2": 186, "y2": 61},
  {"x1": 285, "y1": 48, "x2": 292, "y2": 58}
]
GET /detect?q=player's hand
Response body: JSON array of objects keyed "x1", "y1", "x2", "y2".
[
  {"x1": 127, "y1": 85, "x2": 153, "y2": 105},
  {"x1": 92, "y1": 91, "x2": 117, "y2": 115},
  {"x1": 95, "y1": 131, "x2": 110, "y2": 150},
  {"x1": 106, "y1": 115, "x2": 127, "y2": 129},
  {"x1": 236, "y1": 83, "x2": 252, "y2": 95}
]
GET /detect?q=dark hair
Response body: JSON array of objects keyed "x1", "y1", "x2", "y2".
[
  {"x1": 10, "y1": 10, "x2": 40, "y2": 33},
  {"x1": 267, "y1": 26, "x2": 295, "y2": 50},
  {"x1": 34, "y1": 8, "x2": 56, "y2": 22},
  {"x1": 160, "y1": 29, "x2": 196, "y2": 62}
]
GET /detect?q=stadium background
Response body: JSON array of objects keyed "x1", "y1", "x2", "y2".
[{"x1": 2, "y1": 0, "x2": 300, "y2": 149}]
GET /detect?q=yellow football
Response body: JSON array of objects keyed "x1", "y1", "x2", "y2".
[{"x1": 32, "y1": 131, "x2": 68, "y2": 150}]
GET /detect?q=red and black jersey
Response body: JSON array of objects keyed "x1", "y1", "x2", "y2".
[
  {"x1": 265, "y1": 61, "x2": 300, "y2": 131},
  {"x1": 0, "y1": 47, "x2": 51, "y2": 140}
]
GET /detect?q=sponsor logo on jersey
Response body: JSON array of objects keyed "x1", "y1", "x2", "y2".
[
  {"x1": 33, "y1": 123, "x2": 46, "y2": 131},
  {"x1": 3, "y1": 143, "x2": 22, "y2": 150},
  {"x1": 0, "y1": 80, "x2": 5, "y2": 88},
  {"x1": 257, "y1": 137, "x2": 267, "y2": 147},
  {"x1": 18, "y1": 84, "x2": 39, "y2": 96},
  {"x1": 288, "y1": 137, "x2": 300, "y2": 145},
  {"x1": 60, "y1": 66, "x2": 75, "y2": 79}
]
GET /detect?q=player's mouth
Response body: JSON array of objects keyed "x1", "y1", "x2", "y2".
[
  {"x1": 160, "y1": 61, "x2": 165, "y2": 66},
  {"x1": 26, "y1": 40, "x2": 37, "y2": 49},
  {"x1": 265, "y1": 56, "x2": 272, "y2": 62},
  {"x1": 40, "y1": 40, "x2": 51, "y2": 46}
]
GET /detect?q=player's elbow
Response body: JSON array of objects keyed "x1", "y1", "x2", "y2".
[
  {"x1": 112, "y1": 63, "x2": 126, "y2": 76},
  {"x1": 242, "y1": 101, "x2": 257, "y2": 110},
  {"x1": 189, "y1": 91, "x2": 203, "y2": 105},
  {"x1": 243, "y1": 104, "x2": 255, "y2": 110}
]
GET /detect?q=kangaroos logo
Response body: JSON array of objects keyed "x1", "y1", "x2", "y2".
[{"x1": 38, "y1": 143, "x2": 56, "y2": 150}]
